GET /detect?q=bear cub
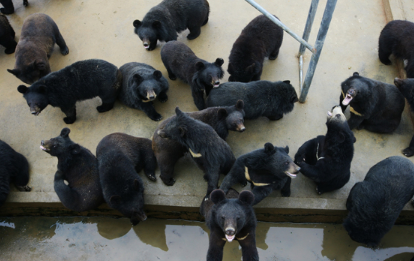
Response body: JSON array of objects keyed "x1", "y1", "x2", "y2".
[
  {"x1": 0, "y1": 13, "x2": 17, "y2": 54},
  {"x1": 40, "y1": 128, "x2": 104, "y2": 212},
  {"x1": 133, "y1": 0, "x2": 209, "y2": 51},
  {"x1": 119, "y1": 62, "x2": 169, "y2": 121},
  {"x1": 8, "y1": 13, "x2": 69, "y2": 84},
  {"x1": 161, "y1": 40, "x2": 224, "y2": 110}
]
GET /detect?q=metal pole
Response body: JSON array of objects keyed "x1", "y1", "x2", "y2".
[
  {"x1": 244, "y1": 0, "x2": 315, "y2": 54},
  {"x1": 299, "y1": 0, "x2": 337, "y2": 103}
]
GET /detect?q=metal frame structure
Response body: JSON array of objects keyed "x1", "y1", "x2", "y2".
[{"x1": 244, "y1": 0, "x2": 338, "y2": 103}]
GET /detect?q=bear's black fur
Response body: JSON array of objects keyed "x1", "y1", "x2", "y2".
[
  {"x1": 340, "y1": 72, "x2": 405, "y2": 133},
  {"x1": 40, "y1": 128, "x2": 103, "y2": 212},
  {"x1": 152, "y1": 100, "x2": 245, "y2": 186},
  {"x1": 343, "y1": 156, "x2": 414, "y2": 248},
  {"x1": 228, "y1": 14, "x2": 283, "y2": 82},
  {"x1": 0, "y1": 0, "x2": 28, "y2": 15},
  {"x1": 161, "y1": 40, "x2": 224, "y2": 110},
  {"x1": 17, "y1": 59, "x2": 122, "y2": 124},
  {"x1": 7, "y1": 13, "x2": 68, "y2": 84},
  {"x1": 207, "y1": 80, "x2": 298, "y2": 120},
  {"x1": 157, "y1": 107, "x2": 236, "y2": 198},
  {"x1": 119, "y1": 62, "x2": 169, "y2": 121},
  {"x1": 0, "y1": 139, "x2": 31, "y2": 207},
  {"x1": 295, "y1": 106, "x2": 355, "y2": 194},
  {"x1": 96, "y1": 133, "x2": 157, "y2": 226},
  {"x1": 200, "y1": 189, "x2": 258, "y2": 261},
  {"x1": 0, "y1": 13, "x2": 17, "y2": 54},
  {"x1": 133, "y1": 0, "x2": 209, "y2": 51},
  {"x1": 378, "y1": 20, "x2": 414, "y2": 78},
  {"x1": 220, "y1": 142, "x2": 300, "y2": 205}
]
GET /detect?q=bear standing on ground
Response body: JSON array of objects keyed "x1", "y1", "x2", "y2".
[
  {"x1": 0, "y1": 0, "x2": 28, "y2": 15},
  {"x1": 17, "y1": 59, "x2": 122, "y2": 124},
  {"x1": 0, "y1": 139, "x2": 31, "y2": 207},
  {"x1": 7, "y1": 13, "x2": 69, "y2": 84},
  {"x1": 228, "y1": 14, "x2": 283, "y2": 82},
  {"x1": 119, "y1": 62, "x2": 169, "y2": 121},
  {"x1": 0, "y1": 13, "x2": 17, "y2": 54},
  {"x1": 200, "y1": 189, "x2": 258, "y2": 261},
  {"x1": 207, "y1": 80, "x2": 298, "y2": 120},
  {"x1": 220, "y1": 142, "x2": 300, "y2": 205},
  {"x1": 343, "y1": 156, "x2": 414, "y2": 248},
  {"x1": 340, "y1": 72, "x2": 405, "y2": 133},
  {"x1": 40, "y1": 128, "x2": 104, "y2": 212},
  {"x1": 133, "y1": 0, "x2": 210, "y2": 51},
  {"x1": 161, "y1": 41, "x2": 224, "y2": 110},
  {"x1": 153, "y1": 100, "x2": 245, "y2": 186},
  {"x1": 97, "y1": 133, "x2": 157, "y2": 225},
  {"x1": 295, "y1": 106, "x2": 355, "y2": 194}
]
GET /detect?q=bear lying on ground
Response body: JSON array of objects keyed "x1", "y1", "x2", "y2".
[
  {"x1": 7, "y1": 13, "x2": 69, "y2": 84},
  {"x1": 40, "y1": 128, "x2": 103, "y2": 212},
  {"x1": 207, "y1": 80, "x2": 298, "y2": 120},
  {"x1": 228, "y1": 14, "x2": 283, "y2": 82},
  {"x1": 119, "y1": 62, "x2": 169, "y2": 121},
  {"x1": 378, "y1": 20, "x2": 414, "y2": 78},
  {"x1": 17, "y1": 59, "x2": 122, "y2": 124},
  {"x1": 295, "y1": 106, "x2": 355, "y2": 194},
  {"x1": 0, "y1": 139, "x2": 31, "y2": 207},
  {"x1": 97, "y1": 133, "x2": 157, "y2": 225},
  {"x1": 133, "y1": 0, "x2": 209, "y2": 51},
  {"x1": 157, "y1": 107, "x2": 235, "y2": 199},
  {"x1": 219, "y1": 142, "x2": 299, "y2": 205},
  {"x1": 161, "y1": 40, "x2": 224, "y2": 110},
  {"x1": 153, "y1": 100, "x2": 245, "y2": 186},
  {"x1": 344, "y1": 156, "x2": 414, "y2": 248},
  {"x1": 340, "y1": 72, "x2": 405, "y2": 133},
  {"x1": 0, "y1": 0, "x2": 28, "y2": 15},
  {"x1": 200, "y1": 189, "x2": 258, "y2": 261},
  {"x1": 0, "y1": 13, "x2": 17, "y2": 54}
]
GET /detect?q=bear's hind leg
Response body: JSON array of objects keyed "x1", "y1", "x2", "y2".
[
  {"x1": 402, "y1": 135, "x2": 414, "y2": 157},
  {"x1": 269, "y1": 48, "x2": 279, "y2": 60},
  {"x1": 56, "y1": 31, "x2": 69, "y2": 55},
  {"x1": 12, "y1": 154, "x2": 31, "y2": 191},
  {"x1": 0, "y1": 0, "x2": 14, "y2": 14},
  {"x1": 61, "y1": 106, "x2": 77, "y2": 124},
  {"x1": 187, "y1": 26, "x2": 201, "y2": 40},
  {"x1": 378, "y1": 37, "x2": 392, "y2": 65}
]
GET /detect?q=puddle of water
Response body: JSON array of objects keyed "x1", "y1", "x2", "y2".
[{"x1": 0, "y1": 217, "x2": 414, "y2": 261}]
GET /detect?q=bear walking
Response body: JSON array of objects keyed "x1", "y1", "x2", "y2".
[
  {"x1": 17, "y1": 59, "x2": 122, "y2": 124},
  {"x1": 0, "y1": 13, "x2": 17, "y2": 54},
  {"x1": 7, "y1": 13, "x2": 68, "y2": 84},
  {"x1": 161, "y1": 40, "x2": 224, "y2": 110},
  {"x1": 228, "y1": 14, "x2": 283, "y2": 82},
  {"x1": 133, "y1": 0, "x2": 209, "y2": 51},
  {"x1": 40, "y1": 128, "x2": 104, "y2": 212}
]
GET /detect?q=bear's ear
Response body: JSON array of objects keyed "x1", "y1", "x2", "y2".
[
  {"x1": 284, "y1": 146, "x2": 289, "y2": 154},
  {"x1": 153, "y1": 70, "x2": 162, "y2": 79},
  {"x1": 133, "y1": 74, "x2": 143, "y2": 83},
  {"x1": 239, "y1": 190, "x2": 255, "y2": 206},
  {"x1": 195, "y1": 61, "x2": 205, "y2": 71},
  {"x1": 60, "y1": 127, "x2": 71, "y2": 138},
  {"x1": 133, "y1": 179, "x2": 141, "y2": 191},
  {"x1": 210, "y1": 189, "x2": 226, "y2": 204},
  {"x1": 35, "y1": 60, "x2": 47, "y2": 71},
  {"x1": 17, "y1": 85, "x2": 28, "y2": 94},
  {"x1": 152, "y1": 20, "x2": 161, "y2": 28},
  {"x1": 353, "y1": 72, "x2": 359, "y2": 77},
  {"x1": 7, "y1": 69, "x2": 20, "y2": 77},
  {"x1": 110, "y1": 195, "x2": 122, "y2": 205},
  {"x1": 133, "y1": 20, "x2": 142, "y2": 28},
  {"x1": 214, "y1": 58, "x2": 224, "y2": 67},
  {"x1": 283, "y1": 80, "x2": 291, "y2": 84},
  {"x1": 218, "y1": 108, "x2": 228, "y2": 120},
  {"x1": 264, "y1": 142, "x2": 275, "y2": 153},
  {"x1": 175, "y1": 106, "x2": 184, "y2": 116},
  {"x1": 245, "y1": 63, "x2": 256, "y2": 73},
  {"x1": 236, "y1": 100, "x2": 244, "y2": 110},
  {"x1": 179, "y1": 126, "x2": 187, "y2": 137},
  {"x1": 70, "y1": 144, "x2": 81, "y2": 154}
]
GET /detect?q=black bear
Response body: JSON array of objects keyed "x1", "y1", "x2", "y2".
[
  {"x1": 157, "y1": 107, "x2": 236, "y2": 198},
  {"x1": 119, "y1": 62, "x2": 169, "y2": 121},
  {"x1": 207, "y1": 80, "x2": 298, "y2": 120},
  {"x1": 0, "y1": 13, "x2": 17, "y2": 54},
  {"x1": 7, "y1": 13, "x2": 69, "y2": 84},
  {"x1": 40, "y1": 128, "x2": 104, "y2": 212},
  {"x1": 96, "y1": 133, "x2": 157, "y2": 225},
  {"x1": 0, "y1": 139, "x2": 31, "y2": 207},
  {"x1": 200, "y1": 189, "x2": 258, "y2": 261},
  {"x1": 153, "y1": 100, "x2": 245, "y2": 186},
  {"x1": 133, "y1": 0, "x2": 209, "y2": 51},
  {"x1": 340, "y1": 72, "x2": 405, "y2": 133},
  {"x1": 228, "y1": 14, "x2": 283, "y2": 82},
  {"x1": 0, "y1": 0, "x2": 28, "y2": 15},
  {"x1": 294, "y1": 106, "x2": 355, "y2": 194},
  {"x1": 378, "y1": 20, "x2": 414, "y2": 78},
  {"x1": 17, "y1": 59, "x2": 122, "y2": 124},
  {"x1": 161, "y1": 40, "x2": 224, "y2": 110},
  {"x1": 343, "y1": 156, "x2": 414, "y2": 248},
  {"x1": 219, "y1": 142, "x2": 299, "y2": 205}
]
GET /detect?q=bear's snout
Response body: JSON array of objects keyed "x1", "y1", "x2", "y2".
[{"x1": 237, "y1": 124, "x2": 246, "y2": 132}]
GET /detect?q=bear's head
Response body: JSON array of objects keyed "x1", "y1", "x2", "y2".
[
  {"x1": 276, "y1": 80, "x2": 299, "y2": 113},
  {"x1": 132, "y1": 70, "x2": 164, "y2": 102},
  {"x1": 8, "y1": 59, "x2": 51, "y2": 84},
  {"x1": 326, "y1": 105, "x2": 355, "y2": 143},
  {"x1": 394, "y1": 78, "x2": 414, "y2": 104},
  {"x1": 264, "y1": 143, "x2": 300, "y2": 179},
  {"x1": 192, "y1": 59, "x2": 224, "y2": 91},
  {"x1": 133, "y1": 20, "x2": 160, "y2": 51},
  {"x1": 219, "y1": 100, "x2": 245, "y2": 132},
  {"x1": 17, "y1": 84, "x2": 49, "y2": 116},
  {"x1": 40, "y1": 128, "x2": 80, "y2": 157},
  {"x1": 341, "y1": 72, "x2": 369, "y2": 106},
  {"x1": 210, "y1": 189, "x2": 255, "y2": 242},
  {"x1": 157, "y1": 107, "x2": 192, "y2": 142},
  {"x1": 228, "y1": 62, "x2": 261, "y2": 83}
]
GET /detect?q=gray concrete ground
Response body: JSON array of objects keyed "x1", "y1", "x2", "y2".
[{"x1": 0, "y1": 0, "x2": 414, "y2": 221}]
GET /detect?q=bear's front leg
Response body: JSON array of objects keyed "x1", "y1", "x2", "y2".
[
  {"x1": 402, "y1": 135, "x2": 414, "y2": 157},
  {"x1": 158, "y1": 90, "x2": 168, "y2": 103},
  {"x1": 267, "y1": 113, "x2": 283, "y2": 121},
  {"x1": 347, "y1": 114, "x2": 364, "y2": 130},
  {"x1": 219, "y1": 163, "x2": 246, "y2": 193},
  {"x1": 191, "y1": 88, "x2": 206, "y2": 110},
  {"x1": 238, "y1": 231, "x2": 259, "y2": 261},
  {"x1": 204, "y1": 166, "x2": 220, "y2": 200},
  {"x1": 281, "y1": 177, "x2": 291, "y2": 197},
  {"x1": 61, "y1": 106, "x2": 77, "y2": 124},
  {"x1": 207, "y1": 231, "x2": 226, "y2": 261},
  {"x1": 139, "y1": 101, "x2": 162, "y2": 121}
]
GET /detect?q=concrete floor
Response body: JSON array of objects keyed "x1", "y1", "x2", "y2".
[{"x1": 1, "y1": 0, "x2": 414, "y2": 221}]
